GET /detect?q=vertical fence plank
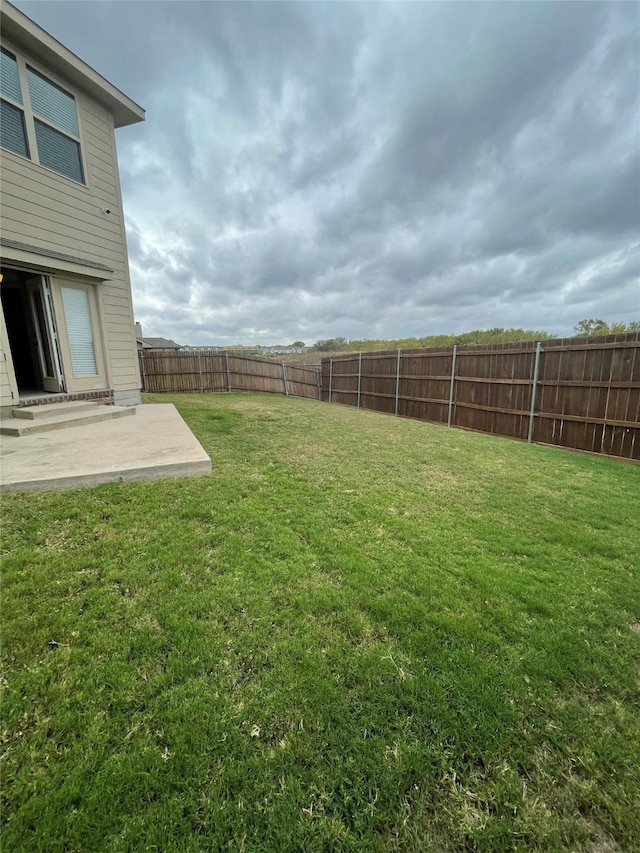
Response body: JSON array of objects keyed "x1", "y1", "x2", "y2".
[
  {"x1": 357, "y1": 352, "x2": 362, "y2": 409},
  {"x1": 447, "y1": 345, "x2": 457, "y2": 427},
  {"x1": 282, "y1": 361, "x2": 288, "y2": 396},
  {"x1": 225, "y1": 352, "x2": 232, "y2": 392},
  {"x1": 329, "y1": 358, "x2": 333, "y2": 403},
  {"x1": 197, "y1": 351, "x2": 203, "y2": 393},
  {"x1": 395, "y1": 349, "x2": 401, "y2": 417},
  {"x1": 139, "y1": 351, "x2": 146, "y2": 392},
  {"x1": 528, "y1": 341, "x2": 542, "y2": 443}
]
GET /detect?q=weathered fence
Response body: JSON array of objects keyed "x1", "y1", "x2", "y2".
[
  {"x1": 321, "y1": 334, "x2": 640, "y2": 461},
  {"x1": 139, "y1": 349, "x2": 320, "y2": 400}
]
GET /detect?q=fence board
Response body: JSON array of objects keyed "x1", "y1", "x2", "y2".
[{"x1": 320, "y1": 334, "x2": 640, "y2": 461}]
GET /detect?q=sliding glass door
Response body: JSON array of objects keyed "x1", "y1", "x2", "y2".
[{"x1": 26, "y1": 275, "x2": 64, "y2": 393}]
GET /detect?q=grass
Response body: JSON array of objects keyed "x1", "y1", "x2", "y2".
[{"x1": 1, "y1": 392, "x2": 639, "y2": 852}]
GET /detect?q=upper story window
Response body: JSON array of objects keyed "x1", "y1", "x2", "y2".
[
  {"x1": 0, "y1": 47, "x2": 84, "y2": 184},
  {"x1": 1, "y1": 49, "x2": 29, "y2": 158}
]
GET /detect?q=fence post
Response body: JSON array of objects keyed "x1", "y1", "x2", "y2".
[
  {"x1": 139, "y1": 351, "x2": 146, "y2": 392},
  {"x1": 528, "y1": 341, "x2": 542, "y2": 443},
  {"x1": 447, "y1": 345, "x2": 457, "y2": 427},
  {"x1": 329, "y1": 358, "x2": 333, "y2": 403},
  {"x1": 317, "y1": 368, "x2": 322, "y2": 401},
  {"x1": 197, "y1": 350, "x2": 203, "y2": 393},
  {"x1": 357, "y1": 352, "x2": 362, "y2": 409},
  {"x1": 225, "y1": 352, "x2": 232, "y2": 392},
  {"x1": 394, "y1": 349, "x2": 401, "y2": 416},
  {"x1": 282, "y1": 361, "x2": 288, "y2": 396}
]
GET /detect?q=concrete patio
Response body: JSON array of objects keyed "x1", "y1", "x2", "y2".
[{"x1": 0, "y1": 403, "x2": 211, "y2": 493}]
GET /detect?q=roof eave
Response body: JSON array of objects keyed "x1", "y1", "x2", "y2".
[{"x1": 0, "y1": 0, "x2": 145, "y2": 128}]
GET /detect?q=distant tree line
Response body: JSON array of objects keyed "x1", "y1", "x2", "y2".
[
  {"x1": 307, "y1": 320, "x2": 639, "y2": 354},
  {"x1": 573, "y1": 319, "x2": 639, "y2": 337}
]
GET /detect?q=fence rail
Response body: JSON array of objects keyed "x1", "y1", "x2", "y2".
[
  {"x1": 320, "y1": 334, "x2": 640, "y2": 461},
  {"x1": 139, "y1": 349, "x2": 320, "y2": 400}
]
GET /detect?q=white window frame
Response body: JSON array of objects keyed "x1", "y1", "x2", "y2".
[
  {"x1": 51, "y1": 278, "x2": 107, "y2": 393},
  {"x1": 0, "y1": 45, "x2": 87, "y2": 185}
]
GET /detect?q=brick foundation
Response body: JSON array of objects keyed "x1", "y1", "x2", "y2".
[{"x1": 17, "y1": 390, "x2": 114, "y2": 408}]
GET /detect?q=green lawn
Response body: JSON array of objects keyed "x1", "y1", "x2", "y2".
[{"x1": 2, "y1": 393, "x2": 639, "y2": 852}]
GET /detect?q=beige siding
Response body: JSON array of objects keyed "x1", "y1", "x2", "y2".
[
  {"x1": 0, "y1": 308, "x2": 18, "y2": 407},
  {"x1": 0, "y1": 36, "x2": 140, "y2": 395}
]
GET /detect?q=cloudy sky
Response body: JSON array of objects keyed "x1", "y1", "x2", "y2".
[{"x1": 18, "y1": 1, "x2": 640, "y2": 345}]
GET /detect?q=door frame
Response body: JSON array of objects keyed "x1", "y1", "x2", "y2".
[
  {"x1": 1, "y1": 262, "x2": 111, "y2": 401},
  {"x1": 50, "y1": 277, "x2": 108, "y2": 393},
  {"x1": 26, "y1": 275, "x2": 65, "y2": 393}
]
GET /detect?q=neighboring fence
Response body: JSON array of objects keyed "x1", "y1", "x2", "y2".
[
  {"x1": 139, "y1": 349, "x2": 320, "y2": 400},
  {"x1": 320, "y1": 334, "x2": 640, "y2": 461}
]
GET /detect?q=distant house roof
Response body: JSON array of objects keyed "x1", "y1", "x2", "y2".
[{"x1": 137, "y1": 337, "x2": 182, "y2": 350}]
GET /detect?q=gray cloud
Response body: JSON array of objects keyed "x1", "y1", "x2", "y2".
[{"x1": 16, "y1": 0, "x2": 640, "y2": 344}]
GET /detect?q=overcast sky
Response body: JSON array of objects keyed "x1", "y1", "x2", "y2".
[{"x1": 17, "y1": 1, "x2": 640, "y2": 345}]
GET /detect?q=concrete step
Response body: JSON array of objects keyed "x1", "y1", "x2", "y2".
[
  {"x1": 1, "y1": 406, "x2": 136, "y2": 437},
  {"x1": 12, "y1": 400, "x2": 106, "y2": 420}
]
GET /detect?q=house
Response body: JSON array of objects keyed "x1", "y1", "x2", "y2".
[
  {"x1": 134, "y1": 322, "x2": 182, "y2": 351},
  {"x1": 137, "y1": 337, "x2": 182, "y2": 351},
  {"x1": 257, "y1": 345, "x2": 307, "y2": 356},
  {"x1": 0, "y1": 0, "x2": 145, "y2": 410}
]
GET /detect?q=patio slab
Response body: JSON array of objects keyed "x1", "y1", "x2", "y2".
[{"x1": 0, "y1": 404, "x2": 211, "y2": 493}]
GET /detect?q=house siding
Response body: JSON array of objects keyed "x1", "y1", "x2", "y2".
[
  {"x1": 0, "y1": 35, "x2": 140, "y2": 404},
  {"x1": 0, "y1": 308, "x2": 19, "y2": 406}
]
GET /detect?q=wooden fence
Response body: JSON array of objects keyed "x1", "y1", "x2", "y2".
[
  {"x1": 320, "y1": 334, "x2": 640, "y2": 461},
  {"x1": 139, "y1": 349, "x2": 320, "y2": 400}
]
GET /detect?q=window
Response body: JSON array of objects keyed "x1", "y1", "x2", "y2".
[
  {"x1": 28, "y1": 67, "x2": 83, "y2": 182},
  {"x1": 61, "y1": 287, "x2": 97, "y2": 376},
  {"x1": 0, "y1": 99, "x2": 29, "y2": 157},
  {"x1": 0, "y1": 48, "x2": 22, "y2": 102},
  {"x1": 0, "y1": 49, "x2": 29, "y2": 156},
  {"x1": 0, "y1": 47, "x2": 84, "y2": 183}
]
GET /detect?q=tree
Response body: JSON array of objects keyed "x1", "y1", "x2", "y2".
[
  {"x1": 574, "y1": 319, "x2": 608, "y2": 337},
  {"x1": 310, "y1": 337, "x2": 349, "y2": 352},
  {"x1": 291, "y1": 341, "x2": 306, "y2": 349}
]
